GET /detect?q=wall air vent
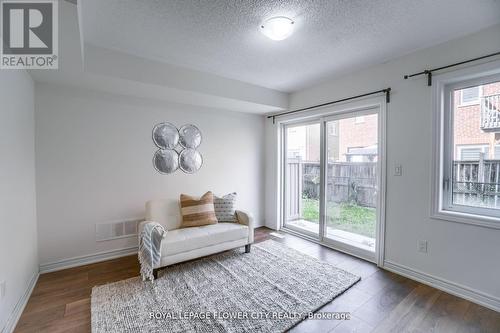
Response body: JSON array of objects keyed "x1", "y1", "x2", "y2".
[{"x1": 95, "y1": 218, "x2": 142, "y2": 241}]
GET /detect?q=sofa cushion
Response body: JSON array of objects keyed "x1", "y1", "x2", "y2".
[
  {"x1": 180, "y1": 191, "x2": 218, "y2": 228},
  {"x1": 161, "y1": 223, "x2": 248, "y2": 256},
  {"x1": 214, "y1": 192, "x2": 237, "y2": 222},
  {"x1": 145, "y1": 199, "x2": 182, "y2": 231}
]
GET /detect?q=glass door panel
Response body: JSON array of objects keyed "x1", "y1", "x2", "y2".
[
  {"x1": 324, "y1": 113, "x2": 378, "y2": 253},
  {"x1": 283, "y1": 122, "x2": 321, "y2": 238}
]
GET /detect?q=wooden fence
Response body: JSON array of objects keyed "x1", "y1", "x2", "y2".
[
  {"x1": 286, "y1": 158, "x2": 500, "y2": 220},
  {"x1": 286, "y1": 159, "x2": 377, "y2": 219},
  {"x1": 453, "y1": 159, "x2": 500, "y2": 208}
]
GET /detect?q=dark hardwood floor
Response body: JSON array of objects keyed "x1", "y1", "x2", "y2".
[{"x1": 15, "y1": 227, "x2": 500, "y2": 332}]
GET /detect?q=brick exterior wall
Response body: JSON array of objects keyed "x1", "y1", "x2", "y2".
[
  {"x1": 338, "y1": 114, "x2": 378, "y2": 161},
  {"x1": 453, "y1": 82, "x2": 500, "y2": 159},
  {"x1": 302, "y1": 114, "x2": 379, "y2": 162}
]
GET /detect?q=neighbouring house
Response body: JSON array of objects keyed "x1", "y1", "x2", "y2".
[{"x1": 454, "y1": 82, "x2": 500, "y2": 160}]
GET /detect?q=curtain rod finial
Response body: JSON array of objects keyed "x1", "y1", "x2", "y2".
[{"x1": 404, "y1": 75, "x2": 409, "y2": 79}]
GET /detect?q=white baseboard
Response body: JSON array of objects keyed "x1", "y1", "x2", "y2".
[
  {"x1": 383, "y1": 260, "x2": 500, "y2": 312},
  {"x1": 39, "y1": 246, "x2": 138, "y2": 273},
  {"x1": 2, "y1": 272, "x2": 39, "y2": 333}
]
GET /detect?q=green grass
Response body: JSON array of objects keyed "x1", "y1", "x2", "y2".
[{"x1": 301, "y1": 198, "x2": 376, "y2": 238}]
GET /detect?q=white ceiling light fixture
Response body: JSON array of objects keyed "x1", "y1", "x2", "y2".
[{"x1": 260, "y1": 16, "x2": 295, "y2": 41}]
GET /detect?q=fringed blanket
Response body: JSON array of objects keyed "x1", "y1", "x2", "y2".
[{"x1": 138, "y1": 222, "x2": 166, "y2": 281}]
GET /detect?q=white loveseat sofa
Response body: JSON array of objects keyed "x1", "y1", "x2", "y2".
[{"x1": 141, "y1": 199, "x2": 254, "y2": 278}]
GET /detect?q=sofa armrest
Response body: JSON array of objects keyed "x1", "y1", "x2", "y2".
[{"x1": 235, "y1": 210, "x2": 254, "y2": 244}]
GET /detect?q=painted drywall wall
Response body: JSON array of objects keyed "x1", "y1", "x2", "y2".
[
  {"x1": 266, "y1": 24, "x2": 500, "y2": 303},
  {"x1": 0, "y1": 71, "x2": 38, "y2": 332},
  {"x1": 35, "y1": 83, "x2": 265, "y2": 266}
]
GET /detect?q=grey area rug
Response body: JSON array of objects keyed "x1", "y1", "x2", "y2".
[{"x1": 91, "y1": 240, "x2": 360, "y2": 333}]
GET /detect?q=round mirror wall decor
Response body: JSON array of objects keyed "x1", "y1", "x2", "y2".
[
  {"x1": 151, "y1": 123, "x2": 203, "y2": 174},
  {"x1": 152, "y1": 122, "x2": 179, "y2": 149},
  {"x1": 179, "y1": 124, "x2": 202, "y2": 148},
  {"x1": 179, "y1": 148, "x2": 203, "y2": 174},
  {"x1": 153, "y1": 149, "x2": 179, "y2": 174}
]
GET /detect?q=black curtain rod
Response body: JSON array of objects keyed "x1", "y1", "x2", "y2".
[
  {"x1": 267, "y1": 88, "x2": 391, "y2": 124},
  {"x1": 404, "y1": 51, "x2": 500, "y2": 86}
]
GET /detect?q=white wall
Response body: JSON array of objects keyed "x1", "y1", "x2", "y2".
[
  {"x1": 0, "y1": 71, "x2": 38, "y2": 332},
  {"x1": 35, "y1": 83, "x2": 265, "y2": 266},
  {"x1": 266, "y1": 24, "x2": 500, "y2": 306}
]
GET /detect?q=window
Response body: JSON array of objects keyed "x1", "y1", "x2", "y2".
[
  {"x1": 432, "y1": 64, "x2": 500, "y2": 229},
  {"x1": 459, "y1": 86, "x2": 481, "y2": 105},
  {"x1": 456, "y1": 145, "x2": 489, "y2": 161},
  {"x1": 354, "y1": 116, "x2": 365, "y2": 124}
]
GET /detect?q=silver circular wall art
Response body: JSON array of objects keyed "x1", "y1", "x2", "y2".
[
  {"x1": 153, "y1": 149, "x2": 179, "y2": 174},
  {"x1": 179, "y1": 148, "x2": 203, "y2": 174},
  {"x1": 152, "y1": 122, "x2": 179, "y2": 149},
  {"x1": 178, "y1": 124, "x2": 202, "y2": 149},
  {"x1": 152, "y1": 123, "x2": 203, "y2": 175}
]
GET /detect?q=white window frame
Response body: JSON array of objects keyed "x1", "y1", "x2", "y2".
[
  {"x1": 431, "y1": 60, "x2": 500, "y2": 229},
  {"x1": 458, "y1": 86, "x2": 482, "y2": 106}
]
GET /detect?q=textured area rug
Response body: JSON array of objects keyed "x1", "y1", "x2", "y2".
[{"x1": 91, "y1": 240, "x2": 360, "y2": 333}]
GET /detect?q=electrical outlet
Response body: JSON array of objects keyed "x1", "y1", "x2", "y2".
[
  {"x1": 418, "y1": 240, "x2": 428, "y2": 253},
  {"x1": 394, "y1": 164, "x2": 403, "y2": 176},
  {"x1": 0, "y1": 281, "x2": 5, "y2": 300}
]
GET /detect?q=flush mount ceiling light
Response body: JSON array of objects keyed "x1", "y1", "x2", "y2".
[{"x1": 260, "y1": 16, "x2": 294, "y2": 41}]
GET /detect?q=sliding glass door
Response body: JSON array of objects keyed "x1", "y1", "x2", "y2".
[
  {"x1": 283, "y1": 122, "x2": 321, "y2": 238},
  {"x1": 323, "y1": 112, "x2": 378, "y2": 257},
  {"x1": 282, "y1": 105, "x2": 383, "y2": 262}
]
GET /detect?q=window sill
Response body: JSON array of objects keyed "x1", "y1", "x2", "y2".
[
  {"x1": 457, "y1": 101, "x2": 480, "y2": 107},
  {"x1": 431, "y1": 210, "x2": 500, "y2": 230}
]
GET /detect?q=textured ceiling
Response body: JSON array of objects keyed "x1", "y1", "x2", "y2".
[{"x1": 80, "y1": 0, "x2": 500, "y2": 92}]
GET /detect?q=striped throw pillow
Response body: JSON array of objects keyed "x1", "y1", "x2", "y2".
[
  {"x1": 180, "y1": 191, "x2": 218, "y2": 228},
  {"x1": 214, "y1": 192, "x2": 237, "y2": 222}
]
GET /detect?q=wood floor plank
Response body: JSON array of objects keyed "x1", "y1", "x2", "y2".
[
  {"x1": 65, "y1": 298, "x2": 91, "y2": 317},
  {"x1": 297, "y1": 243, "x2": 356, "y2": 266},
  {"x1": 15, "y1": 305, "x2": 66, "y2": 332},
  {"x1": 322, "y1": 287, "x2": 374, "y2": 314},
  {"x1": 372, "y1": 284, "x2": 441, "y2": 332},
  {"x1": 22, "y1": 286, "x2": 92, "y2": 315},
  {"x1": 288, "y1": 315, "x2": 342, "y2": 333},
  {"x1": 35, "y1": 310, "x2": 91, "y2": 333},
  {"x1": 353, "y1": 269, "x2": 407, "y2": 296},
  {"x1": 416, "y1": 292, "x2": 471, "y2": 333},
  {"x1": 13, "y1": 227, "x2": 500, "y2": 333},
  {"x1": 459, "y1": 303, "x2": 500, "y2": 333},
  {"x1": 330, "y1": 315, "x2": 374, "y2": 333},
  {"x1": 31, "y1": 272, "x2": 89, "y2": 297},
  {"x1": 353, "y1": 276, "x2": 420, "y2": 327}
]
